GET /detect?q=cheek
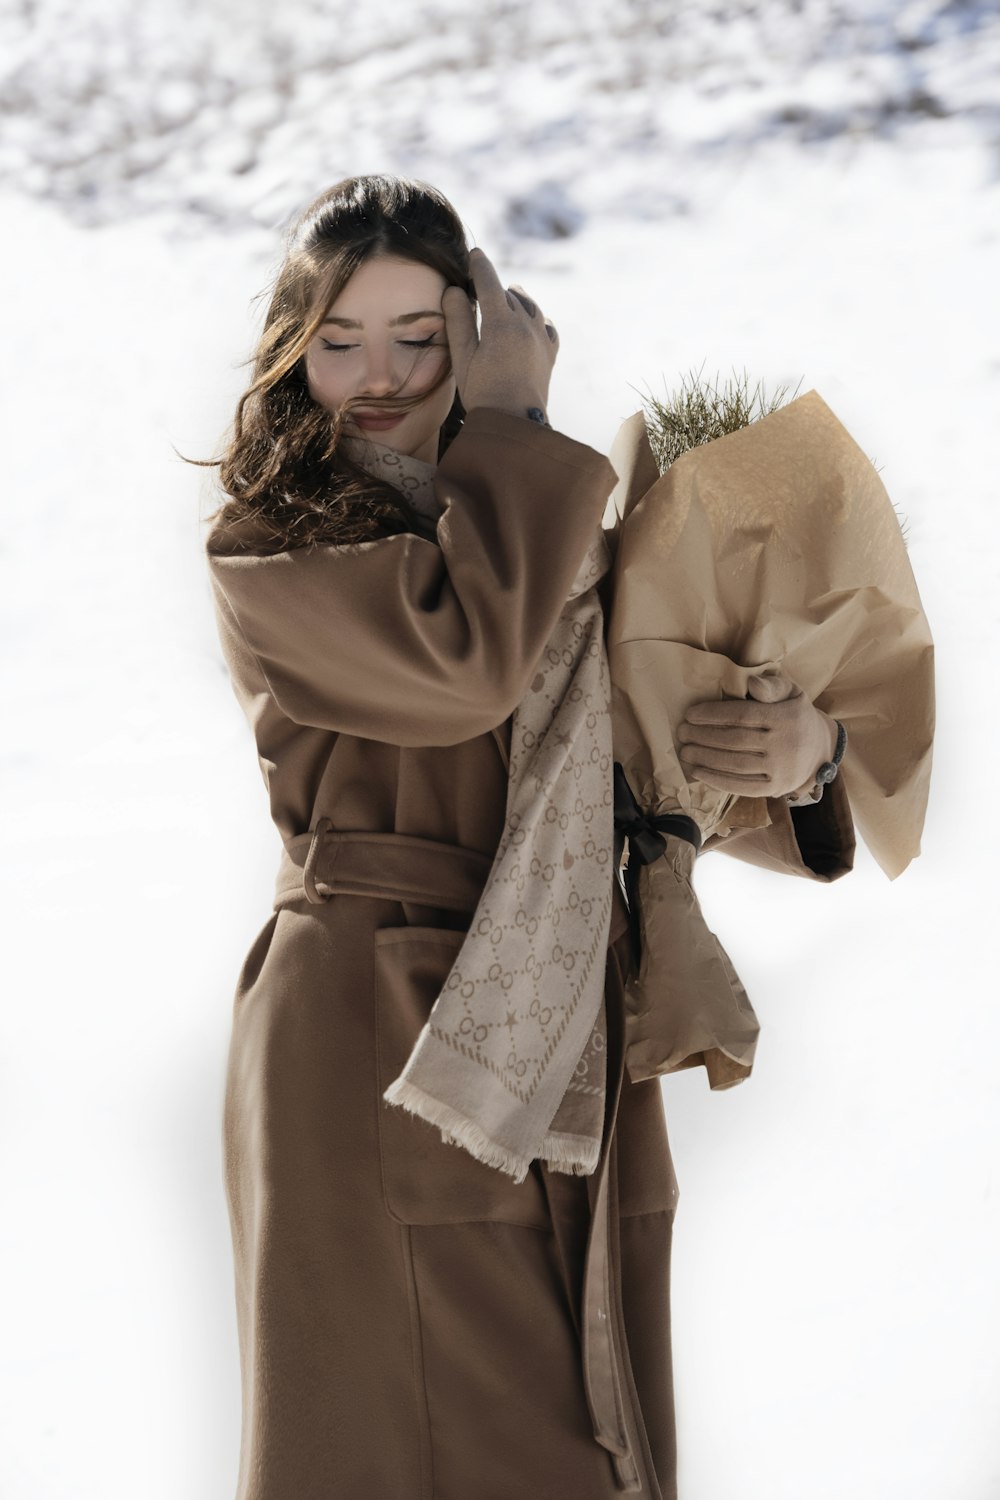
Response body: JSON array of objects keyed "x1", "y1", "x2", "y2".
[
  {"x1": 425, "y1": 358, "x2": 456, "y2": 408},
  {"x1": 304, "y1": 350, "x2": 321, "y2": 398},
  {"x1": 414, "y1": 347, "x2": 451, "y2": 392},
  {"x1": 306, "y1": 350, "x2": 347, "y2": 406},
  {"x1": 420, "y1": 379, "x2": 453, "y2": 428}
]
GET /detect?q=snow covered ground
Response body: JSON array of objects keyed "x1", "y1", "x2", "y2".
[{"x1": 2, "y1": 2, "x2": 998, "y2": 1497}]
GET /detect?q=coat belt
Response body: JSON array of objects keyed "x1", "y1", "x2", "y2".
[
  {"x1": 273, "y1": 816, "x2": 649, "y2": 1493},
  {"x1": 273, "y1": 815, "x2": 495, "y2": 913}
]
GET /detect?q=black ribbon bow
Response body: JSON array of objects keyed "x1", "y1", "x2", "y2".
[{"x1": 612, "y1": 761, "x2": 703, "y2": 969}]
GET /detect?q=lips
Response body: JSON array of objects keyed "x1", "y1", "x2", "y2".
[{"x1": 352, "y1": 408, "x2": 405, "y2": 428}]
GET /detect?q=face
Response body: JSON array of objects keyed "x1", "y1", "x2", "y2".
[{"x1": 304, "y1": 253, "x2": 457, "y2": 465}]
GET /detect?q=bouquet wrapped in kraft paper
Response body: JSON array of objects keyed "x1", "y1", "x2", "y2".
[{"x1": 605, "y1": 384, "x2": 934, "y2": 1090}]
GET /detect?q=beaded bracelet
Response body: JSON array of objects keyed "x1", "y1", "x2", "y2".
[{"x1": 785, "y1": 719, "x2": 848, "y2": 806}]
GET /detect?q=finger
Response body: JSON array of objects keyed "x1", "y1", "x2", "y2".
[
  {"x1": 466, "y1": 246, "x2": 510, "y2": 318},
  {"x1": 678, "y1": 744, "x2": 773, "y2": 784},
  {"x1": 440, "y1": 284, "x2": 478, "y2": 369},
  {"x1": 508, "y1": 284, "x2": 539, "y2": 317},
  {"x1": 441, "y1": 283, "x2": 477, "y2": 327},
  {"x1": 676, "y1": 721, "x2": 769, "y2": 752},
  {"x1": 679, "y1": 763, "x2": 775, "y2": 796},
  {"x1": 746, "y1": 672, "x2": 801, "y2": 703},
  {"x1": 684, "y1": 699, "x2": 782, "y2": 729}
]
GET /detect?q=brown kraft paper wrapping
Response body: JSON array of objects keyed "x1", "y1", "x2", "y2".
[{"x1": 604, "y1": 388, "x2": 935, "y2": 1087}]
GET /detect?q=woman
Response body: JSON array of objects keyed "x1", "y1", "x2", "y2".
[{"x1": 198, "y1": 173, "x2": 854, "y2": 1500}]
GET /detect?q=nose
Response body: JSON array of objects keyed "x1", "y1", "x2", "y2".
[{"x1": 360, "y1": 343, "x2": 401, "y2": 397}]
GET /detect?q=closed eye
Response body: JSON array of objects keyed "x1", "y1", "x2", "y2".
[{"x1": 320, "y1": 336, "x2": 442, "y2": 353}]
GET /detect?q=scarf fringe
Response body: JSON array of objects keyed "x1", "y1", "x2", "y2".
[
  {"x1": 382, "y1": 1077, "x2": 533, "y2": 1184},
  {"x1": 382, "y1": 1079, "x2": 604, "y2": 1182},
  {"x1": 539, "y1": 1131, "x2": 602, "y2": 1176}
]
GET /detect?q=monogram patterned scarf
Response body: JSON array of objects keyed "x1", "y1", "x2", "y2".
[{"x1": 343, "y1": 430, "x2": 615, "y2": 1183}]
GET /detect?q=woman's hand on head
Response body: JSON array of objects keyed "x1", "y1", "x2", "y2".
[
  {"x1": 676, "y1": 672, "x2": 840, "y2": 799},
  {"x1": 441, "y1": 247, "x2": 559, "y2": 421}
]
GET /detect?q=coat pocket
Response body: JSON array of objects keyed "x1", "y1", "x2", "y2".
[{"x1": 373, "y1": 925, "x2": 552, "y2": 1228}]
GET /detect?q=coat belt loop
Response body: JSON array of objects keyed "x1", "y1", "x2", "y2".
[{"x1": 302, "y1": 815, "x2": 334, "y2": 904}]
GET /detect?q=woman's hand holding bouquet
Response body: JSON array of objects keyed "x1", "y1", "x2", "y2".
[{"x1": 678, "y1": 672, "x2": 839, "y2": 800}]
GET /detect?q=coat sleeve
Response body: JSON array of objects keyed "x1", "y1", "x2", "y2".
[
  {"x1": 205, "y1": 407, "x2": 618, "y2": 747},
  {"x1": 701, "y1": 774, "x2": 856, "y2": 882}
]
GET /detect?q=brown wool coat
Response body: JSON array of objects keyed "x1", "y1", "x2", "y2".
[{"x1": 205, "y1": 407, "x2": 855, "y2": 1500}]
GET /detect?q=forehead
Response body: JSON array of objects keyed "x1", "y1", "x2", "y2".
[{"x1": 326, "y1": 254, "x2": 447, "y2": 316}]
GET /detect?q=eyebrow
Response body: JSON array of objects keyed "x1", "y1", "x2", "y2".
[{"x1": 320, "y1": 310, "x2": 444, "y2": 328}]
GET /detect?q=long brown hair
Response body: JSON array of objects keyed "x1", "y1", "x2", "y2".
[{"x1": 186, "y1": 174, "x2": 475, "y2": 554}]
